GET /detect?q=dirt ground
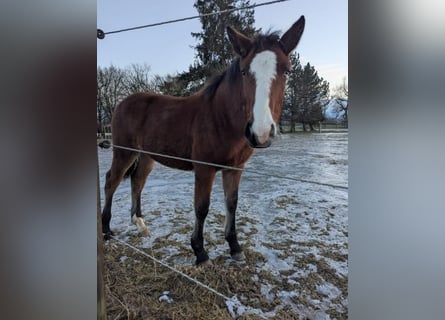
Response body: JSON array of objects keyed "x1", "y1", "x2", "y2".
[{"x1": 99, "y1": 132, "x2": 348, "y2": 319}]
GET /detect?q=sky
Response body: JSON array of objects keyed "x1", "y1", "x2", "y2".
[{"x1": 97, "y1": 0, "x2": 347, "y2": 90}]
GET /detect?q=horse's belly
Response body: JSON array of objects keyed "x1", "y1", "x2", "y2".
[{"x1": 152, "y1": 156, "x2": 194, "y2": 171}]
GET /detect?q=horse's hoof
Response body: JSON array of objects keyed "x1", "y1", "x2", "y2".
[
  {"x1": 196, "y1": 259, "x2": 213, "y2": 267},
  {"x1": 231, "y1": 252, "x2": 246, "y2": 262},
  {"x1": 103, "y1": 230, "x2": 114, "y2": 241},
  {"x1": 195, "y1": 252, "x2": 210, "y2": 266},
  {"x1": 140, "y1": 228, "x2": 151, "y2": 237}
]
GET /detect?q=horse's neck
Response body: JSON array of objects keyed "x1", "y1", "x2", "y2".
[{"x1": 213, "y1": 78, "x2": 247, "y2": 126}]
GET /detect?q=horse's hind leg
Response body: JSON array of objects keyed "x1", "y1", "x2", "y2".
[
  {"x1": 130, "y1": 154, "x2": 154, "y2": 237},
  {"x1": 102, "y1": 150, "x2": 137, "y2": 239},
  {"x1": 222, "y1": 169, "x2": 244, "y2": 261},
  {"x1": 191, "y1": 166, "x2": 216, "y2": 265}
]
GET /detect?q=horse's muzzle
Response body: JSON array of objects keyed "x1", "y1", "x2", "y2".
[{"x1": 245, "y1": 123, "x2": 275, "y2": 148}]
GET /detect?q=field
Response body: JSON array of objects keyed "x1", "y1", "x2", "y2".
[{"x1": 98, "y1": 132, "x2": 348, "y2": 319}]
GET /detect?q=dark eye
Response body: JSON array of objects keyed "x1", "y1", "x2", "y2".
[{"x1": 241, "y1": 69, "x2": 246, "y2": 76}]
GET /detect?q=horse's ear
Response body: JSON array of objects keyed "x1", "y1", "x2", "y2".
[
  {"x1": 226, "y1": 26, "x2": 252, "y2": 57},
  {"x1": 279, "y1": 15, "x2": 305, "y2": 55}
]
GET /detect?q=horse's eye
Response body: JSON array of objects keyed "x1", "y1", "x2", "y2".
[
  {"x1": 241, "y1": 69, "x2": 246, "y2": 76},
  {"x1": 284, "y1": 70, "x2": 290, "y2": 76}
]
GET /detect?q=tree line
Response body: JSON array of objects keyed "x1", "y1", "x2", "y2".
[
  {"x1": 97, "y1": 64, "x2": 162, "y2": 131},
  {"x1": 97, "y1": 0, "x2": 347, "y2": 135}
]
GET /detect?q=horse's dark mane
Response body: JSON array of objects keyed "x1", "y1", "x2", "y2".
[
  {"x1": 202, "y1": 31, "x2": 281, "y2": 99},
  {"x1": 202, "y1": 59, "x2": 240, "y2": 98},
  {"x1": 252, "y1": 30, "x2": 281, "y2": 51}
]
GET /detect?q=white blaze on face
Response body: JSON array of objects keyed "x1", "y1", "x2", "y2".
[{"x1": 250, "y1": 50, "x2": 277, "y2": 144}]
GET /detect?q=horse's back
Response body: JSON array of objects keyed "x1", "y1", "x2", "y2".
[
  {"x1": 111, "y1": 92, "x2": 197, "y2": 170},
  {"x1": 112, "y1": 92, "x2": 186, "y2": 140}
]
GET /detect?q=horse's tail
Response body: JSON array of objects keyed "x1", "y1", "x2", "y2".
[{"x1": 124, "y1": 158, "x2": 139, "y2": 179}]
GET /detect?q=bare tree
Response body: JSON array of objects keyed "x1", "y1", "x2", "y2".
[
  {"x1": 332, "y1": 77, "x2": 348, "y2": 121},
  {"x1": 97, "y1": 66, "x2": 126, "y2": 136},
  {"x1": 97, "y1": 64, "x2": 166, "y2": 137},
  {"x1": 122, "y1": 63, "x2": 159, "y2": 95}
]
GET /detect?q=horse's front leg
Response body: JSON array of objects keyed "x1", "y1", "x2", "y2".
[
  {"x1": 191, "y1": 166, "x2": 216, "y2": 265},
  {"x1": 222, "y1": 168, "x2": 244, "y2": 261}
]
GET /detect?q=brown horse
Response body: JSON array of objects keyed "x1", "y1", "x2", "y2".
[{"x1": 102, "y1": 16, "x2": 305, "y2": 265}]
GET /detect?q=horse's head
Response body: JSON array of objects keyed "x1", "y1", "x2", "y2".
[{"x1": 227, "y1": 16, "x2": 305, "y2": 148}]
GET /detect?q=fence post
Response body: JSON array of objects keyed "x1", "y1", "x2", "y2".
[{"x1": 97, "y1": 159, "x2": 107, "y2": 320}]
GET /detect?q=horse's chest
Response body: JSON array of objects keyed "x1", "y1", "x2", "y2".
[
  {"x1": 219, "y1": 143, "x2": 253, "y2": 167},
  {"x1": 192, "y1": 136, "x2": 252, "y2": 167},
  {"x1": 233, "y1": 145, "x2": 254, "y2": 165}
]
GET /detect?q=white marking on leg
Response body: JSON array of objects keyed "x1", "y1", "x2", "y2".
[
  {"x1": 250, "y1": 50, "x2": 277, "y2": 144},
  {"x1": 132, "y1": 215, "x2": 151, "y2": 237}
]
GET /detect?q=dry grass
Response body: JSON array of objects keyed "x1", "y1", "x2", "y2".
[
  {"x1": 101, "y1": 206, "x2": 348, "y2": 319},
  {"x1": 103, "y1": 239, "x2": 314, "y2": 320},
  {"x1": 103, "y1": 236, "x2": 348, "y2": 319}
]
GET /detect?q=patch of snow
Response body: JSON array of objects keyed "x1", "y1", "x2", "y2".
[
  {"x1": 225, "y1": 296, "x2": 247, "y2": 318},
  {"x1": 256, "y1": 247, "x2": 293, "y2": 273},
  {"x1": 314, "y1": 310, "x2": 331, "y2": 320},
  {"x1": 261, "y1": 284, "x2": 275, "y2": 302},
  {"x1": 317, "y1": 283, "x2": 341, "y2": 299},
  {"x1": 158, "y1": 291, "x2": 174, "y2": 304},
  {"x1": 277, "y1": 290, "x2": 297, "y2": 302},
  {"x1": 324, "y1": 257, "x2": 348, "y2": 278}
]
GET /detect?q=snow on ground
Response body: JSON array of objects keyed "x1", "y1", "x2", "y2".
[{"x1": 99, "y1": 132, "x2": 348, "y2": 319}]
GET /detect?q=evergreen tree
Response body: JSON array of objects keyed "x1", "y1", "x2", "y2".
[
  {"x1": 192, "y1": 0, "x2": 256, "y2": 74},
  {"x1": 282, "y1": 53, "x2": 303, "y2": 132},
  {"x1": 298, "y1": 63, "x2": 329, "y2": 130},
  {"x1": 282, "y1": 54, "x2": 330, "y2": 132},
  {"x1": 165, "y1": 0, "x2": 256, "y2": 96}
]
